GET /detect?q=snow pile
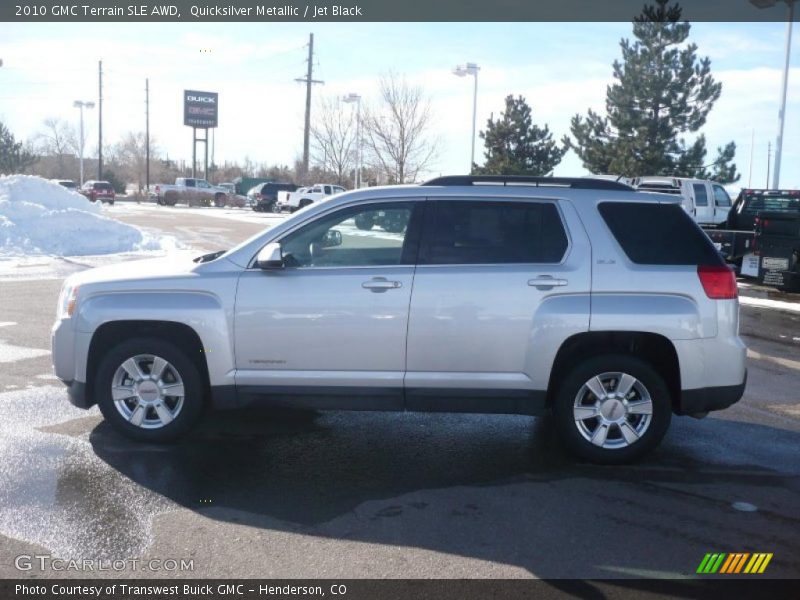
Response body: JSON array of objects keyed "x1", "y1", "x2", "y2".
[{"x1": 0, "y1": 175, "x2": 164, "y2": 256}]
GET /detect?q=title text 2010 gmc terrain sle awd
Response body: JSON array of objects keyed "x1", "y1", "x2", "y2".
[{"x1": 52, "y1": 176, "x2": 747, "y2": 463}]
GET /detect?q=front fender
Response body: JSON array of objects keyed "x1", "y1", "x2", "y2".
[{"x1": 74, "y1": 291, "x2": 234, "y2": 386}]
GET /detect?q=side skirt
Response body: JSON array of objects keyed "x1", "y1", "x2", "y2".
[{"x1": 211, "y1": 385, "x2": 548, "y2": 416}]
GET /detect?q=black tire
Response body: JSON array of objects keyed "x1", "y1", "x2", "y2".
[
  {"x1": 354, "y1": 213, "x2": 375, "y2": 231},
  {"x1": 299, "y1": 199, "x2": 312, "y2": 209},
  {"x1": 552, "y1": 354, "x2": 671, "y2": 464},
  {"x1": 214, "y1": 194, "x2": 226, "y2": 208},
  {"x1": 95, "y1": 337, "x2": 205, "y2": 442},
  {"x1": 382, "y1": 215, "x2": 406, "y2": 233}
]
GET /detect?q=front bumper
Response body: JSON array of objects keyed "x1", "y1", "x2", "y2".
[
  {"x1": 64, "y1": 379, "x2": 92, "y2": 408},
  {"x1": 678, "y1": 370, "x2": 747, "y2": 415}
]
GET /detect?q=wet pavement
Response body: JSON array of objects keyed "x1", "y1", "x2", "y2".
[{"x1": 1, "y1": 202, "x2": 799, "y2": 578}]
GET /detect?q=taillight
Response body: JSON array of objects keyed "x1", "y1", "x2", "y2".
[{"x1": 697, "y1": 265, "x2": 738, "y2": 299}]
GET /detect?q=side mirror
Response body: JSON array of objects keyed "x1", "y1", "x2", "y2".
[
  {"x1": 256, "y1": 242, "x2": 284, "y2": 269},
  {"x1": 322, "y1": 229, "x2": 342, "y2": 248}
]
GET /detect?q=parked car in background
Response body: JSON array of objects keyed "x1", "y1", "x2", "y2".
[
  {"x1": 633, "y1": 176, "x2": 732, "y2": 227},
  {"x1": 55, "y1": 179, "x2": 78, "y2": 191},
  {"x1": 217, "y1": 183, "x2": 247, "y2": 208},
  {"x1": 233, "y1": 176, "x2": 275, "y2": 197},
  {"x1": 51, "y1": 175, "x2": 746, "y2": 464},
  {"x1": 80, "y1": 180, "x2": 115, "y2": 204},
  {"x1": 248, "y1": 182, "x2": 297, "y2": 212},
  {"x1": 154, "y1": 178, "x2": 229, "y2": 207},
  {"x1": 750, "y1": 190, "x2": 800, "y2": 291},
  {"x1": 275, "y1": 183, "x2": 346, "y2": 212}
]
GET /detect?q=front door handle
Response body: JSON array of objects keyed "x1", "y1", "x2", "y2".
[
  {"x1": 362, "y1": 278, "x2": 402, "y2": 292},
  {"x1": 528, "y1": 276, "x2": 568, "y2": 289}
]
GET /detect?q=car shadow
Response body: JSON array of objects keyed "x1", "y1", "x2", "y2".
[{"x1": 84, "y1": 409, "x2": 800, "y2": 579}]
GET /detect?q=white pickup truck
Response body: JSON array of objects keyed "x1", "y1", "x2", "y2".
[
  {"x1": 275, "y1": 183, "x2": 346, "y2": 213},
  {"x1": 154, "y1": 177, "x2": 230, "y2": 207}
]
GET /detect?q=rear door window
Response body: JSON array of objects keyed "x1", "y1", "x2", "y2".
[
  {"x1": 599, "y1": 202, "x2": 723, "y2": 265},
  {"x1": 420, "y1": 200, "x2": 569, "y2": 265},
  {"x1": 693, "y1": 184, "x2": 708, "y2": 206}
]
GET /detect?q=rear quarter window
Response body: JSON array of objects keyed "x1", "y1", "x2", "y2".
[{"x1": 599, "y1": 202, "x2": 723, "y2": 266}]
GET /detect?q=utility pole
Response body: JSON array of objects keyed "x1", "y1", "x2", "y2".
[
  {"x1": 747, "y1": 128, "x2": 754, "y2": 188},
  {"x1": 98, "y1": 60, "x2": 103, "y2": 179},
  {"x1": 145, "y1": 78, "x2": 150, "y2": 195},
  {"x1": 766, "y1": 141, "x2": 772, "y2": 189},
  {"x1": 295, "y1": 33, "x2": 323, "y2": 176}
]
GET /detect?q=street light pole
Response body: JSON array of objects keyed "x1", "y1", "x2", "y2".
[
  {"x1": 343, "y1": 93, "x2": 362, "y2": 188},
  {"x1": 73, "y1": 100, "x2": 95, "y2": 186},
  {"x1": 774, "y1": 0, "x2": 795, "y2": 188},
  {"x1": 749, "y1": 0, "x2": 796, "y2": 189},
  {"x1": 452, "y1": 62, "x2": 480, "y2": 172}
]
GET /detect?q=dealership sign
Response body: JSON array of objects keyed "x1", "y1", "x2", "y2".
[{"x1": 184, "y1": 90, "x2": 218, "y2": 128}]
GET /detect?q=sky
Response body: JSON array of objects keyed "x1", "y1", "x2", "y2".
[{"x1": 1, "y1": 20, "x2": 798, "y2": 189}]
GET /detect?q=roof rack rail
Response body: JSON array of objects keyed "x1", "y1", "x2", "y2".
[{"x1": 422, "y1": 175, "x2": 634, "y2": 191}]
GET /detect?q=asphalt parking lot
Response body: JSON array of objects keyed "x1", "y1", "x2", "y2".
[{"x1": 1, "y1": 200, "x2": 799, "y2": 579}]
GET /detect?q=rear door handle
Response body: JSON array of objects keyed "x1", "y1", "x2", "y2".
[
  {"x1": 362, "y1": 278, "x2": 402, "y2": 292},
  {"x1": 528, "y1": 276, "x2": 568, "y2": 289}
]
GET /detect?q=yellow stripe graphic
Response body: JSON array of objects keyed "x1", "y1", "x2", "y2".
[
  {"x1": 744, "y1": 554, "x2": 760, "y2": 574},
  {"x1": 758, "y1": 553, "x2": 773, "y2": 574}
]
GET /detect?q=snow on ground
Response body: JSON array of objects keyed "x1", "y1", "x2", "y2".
[
  {"x1": 111, "y1": 200, "x2": 287, "y2": 226},
  {"x1": 0, "y1": 340, "x2": 49, "y2": 363},
  {"x1": 739, "y1": 295, "x2": 800, "y2": 315},
  {"x1": 0, "y1": 175, "x2": 173, "y2": 256},
  {"x1": 0, "y1": 176, "x2": 180, "y2": 281}
]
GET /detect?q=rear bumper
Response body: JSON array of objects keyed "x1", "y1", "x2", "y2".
[{"x1": 678, "y1": 370, "x2": 747, "y2": 415}]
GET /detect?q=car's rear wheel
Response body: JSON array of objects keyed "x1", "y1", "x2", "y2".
[
  {"x1": 95, "y1": 337, "x2": 205, "y2": 442},
  {"x1": 552, "y1": 354, "x2": 671, "y2": 464}
]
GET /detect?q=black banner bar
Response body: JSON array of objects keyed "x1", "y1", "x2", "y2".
[
  {"x1": 2, "y1": 579, "x2": 799, "y2": 600},
  {"x1": 3, "y1": 0, "x2": 800, "y2": 22}
]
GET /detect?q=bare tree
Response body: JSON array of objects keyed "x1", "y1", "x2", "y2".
[
  {"x1": 363, "y1": 73, "x2": 438, "y2": 184},
  {"x1": 111, "y1": 132, "x2": 152, "y2": 192},
  {"x1": 31, "y1": 118, "x2": 79, "y2": 178},
  {"x1": 311, "y1": 96, "x2": 356, "y2": 186}
]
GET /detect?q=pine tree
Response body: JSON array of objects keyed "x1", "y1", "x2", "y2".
[
  {"x1": 565, "y1": 0, "x2": 740, "y2": 183},
  {"x1": 474, "y1": 95, "x2": 566, "y2": 176},
  {"x1": 0, "y1": 121, "x2": 36, "y2": 174}
]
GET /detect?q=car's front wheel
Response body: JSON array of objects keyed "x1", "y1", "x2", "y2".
[
  {"x1": 552, "y1": 354, "x2": 671, "y2": 464},
  {"x1": 95, "y1": 337, "x2": 205, "y2": 442}
]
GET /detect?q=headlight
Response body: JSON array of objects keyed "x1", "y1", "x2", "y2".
[{"x1": 57, "y1": 282, "x2": 79, "y2": 319}]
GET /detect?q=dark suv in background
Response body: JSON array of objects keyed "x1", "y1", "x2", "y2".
[{"x1": 248, "y1": 182, "x2": 297, "y2": 212}]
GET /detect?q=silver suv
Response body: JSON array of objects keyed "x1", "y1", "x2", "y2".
[{"x1": 51, "y1": 176, "x2": 747, "y2": 463}]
